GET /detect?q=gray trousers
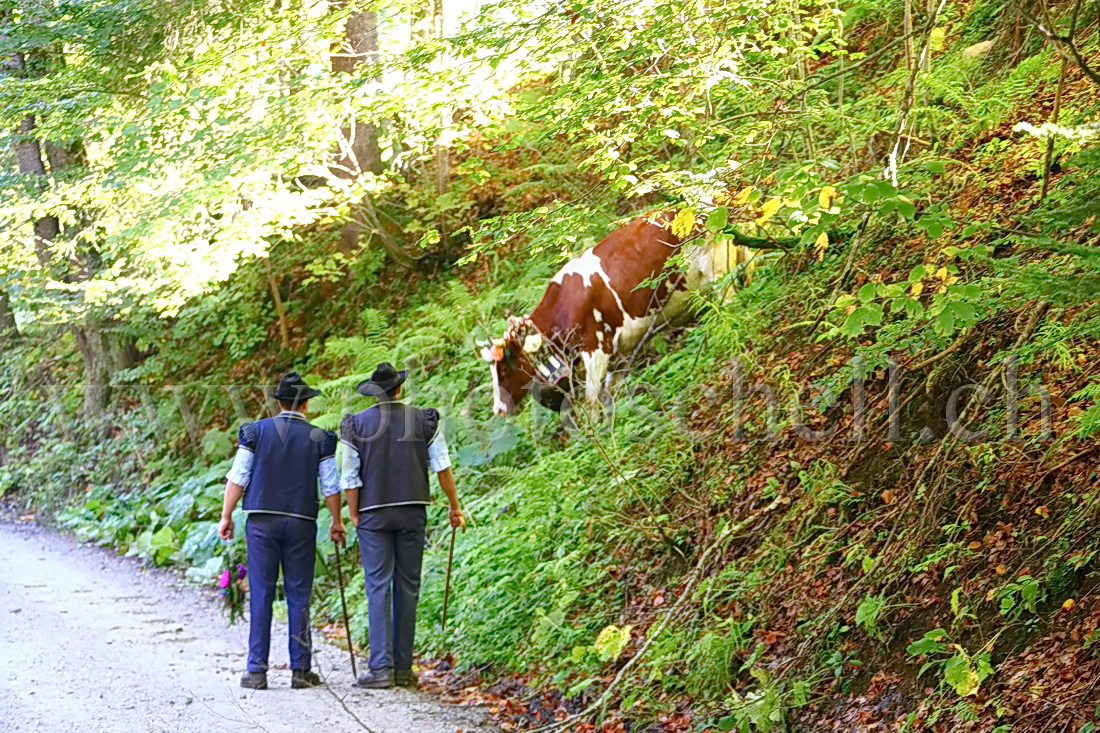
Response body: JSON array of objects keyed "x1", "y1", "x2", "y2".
[{"x1": 356, "y1": 505, "x2": 427, "y2": 672}]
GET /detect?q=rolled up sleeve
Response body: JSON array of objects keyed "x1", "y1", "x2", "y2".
[
  {"x1": 427, "y1": 430, "x2": 452, "y2": 473},
  {"x1": 318, "y1": 456, "x2": 341, "y2": 497},
  {"x1": 226, "y1": 447, "x2": 254, "y2": 487},
  {"x1": 340, "y1": 440, "x2": 363, "y2": 490}
]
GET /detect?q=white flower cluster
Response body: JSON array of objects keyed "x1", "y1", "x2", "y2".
[{"x1": 1013, "y1": 120, "x2": 1100, "y2": 142}]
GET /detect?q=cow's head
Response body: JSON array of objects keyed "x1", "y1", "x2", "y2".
[{"x1": 479, "y1": 316, "x2": 543, "y2": 416}]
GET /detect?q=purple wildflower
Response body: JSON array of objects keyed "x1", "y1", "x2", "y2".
[
  {"x1": 237, "y1": 564, "x2": 247, "y2": 580},
  {"x1": 219, "y1": 569, "x2": 231, "y2": 588}
]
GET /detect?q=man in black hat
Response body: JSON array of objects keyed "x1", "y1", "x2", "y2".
[
  {"x1": 218, "y1": 372, "x2": 344, "y2": 690},
  {"x1": 339, "y1": 362, "x2": 464, "y2": 689}
]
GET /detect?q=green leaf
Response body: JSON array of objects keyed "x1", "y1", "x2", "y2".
[
  {"x1": 565, "y1": 677, "x2": 597, "y2": 698},
  {"x1": 835, "y1": 293, "x2": 858, "y2": 308},
  {"x1": 857, "y1": 283, "x2": 878, "y2": 302},
  {"x1": 943, "y1": 653, "x2": 977, "y2": 696},
  {"x1": 200, "y1": 428, "x2": 233, "y2": 457},
  {"x1": 975, "y1": 652, "x2": 994, "y2": 682},
  {"x1": 855, "y1": 594, "x2": 885, "y2": 631},
  {"x1": 149, "y1": 525, "x2": 178, "y2": 565},
  {"x1": 706, "y1": 207, "x2": 729, "y2": 232},
  {"x1": 893, "y1": 297, "x2": 924, "y2": 318},
  {"x1": 1020, "y1": 577, "x2": 1039, "y2": 610},
  {"x1": 841, "y1": 303, "x2": 884, "y2": 337},
  {"x1": 594, "y1": 624, "x2": 632, "y2": 662},
  {"x1": 943, "y1": 648, "x2": 992, "y2": 697},
  {"x1": 936, "y1": 306, "x2": 957, "y2": 335},
  {"x1": 907, "y1": 629, "x2": 947, "y2": 657}
]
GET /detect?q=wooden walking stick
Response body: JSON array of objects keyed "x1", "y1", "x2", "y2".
[
  {"x1": 440, "y1": 525, "x2": 457, "y2": 630},
  {"x1": 332, "y1": 540, "x2": 358, "y2": 679}
]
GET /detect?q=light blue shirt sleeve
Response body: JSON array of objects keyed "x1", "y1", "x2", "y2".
[
  {"x1": 340, "y1": 440, "x2": 363, "y2": 490},
  {"x1": 226, "y1": 447, "x2": 254, "y2": 487},
  {"x1": 428, "y1": 430, "x2": 452, "y2": 473},
  {"x1": 318, "y1": 456, "x2": 340, "y2": 497}
]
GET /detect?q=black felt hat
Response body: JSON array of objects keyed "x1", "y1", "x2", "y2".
[
  {"x1": 357, "y1": 362, "x2": 408, "y2": 397},
  {"x1": 270, "y1": 372, "x2": 322, "y2": 404}
]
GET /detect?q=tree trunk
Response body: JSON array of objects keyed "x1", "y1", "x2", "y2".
[
  {"x1": 12, "y1": 112, "x2": 60, "y2": 267},
  {"x1": 264, "y1": 258, "x2": 291, "y2": 349},
  {"x1": 70, "y1": 320, "x2": 138, "y2": 415},
  {"x1": 431, "y1": 0, "x2": 449, "y2": 246},
  {"x1": 0, "y1": 289, "x2": 18, "y2": 340},
  {"x1": 332, "y1": 8, "x2": 385, "y2": 254},
  {"x1": 410, "y1": 0, "x2": 432, "y2": 43},
  {"x1": 332, "y1": 10, "x2": 382, "y2": 180}
]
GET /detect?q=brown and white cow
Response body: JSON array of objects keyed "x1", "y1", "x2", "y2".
[{"x1": 481, "y1": 211, "x2": 756, "y2": 416}]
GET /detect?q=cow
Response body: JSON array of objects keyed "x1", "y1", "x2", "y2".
[{"x1": 480, "y1": 211, "x2": 756, "y2": 416}]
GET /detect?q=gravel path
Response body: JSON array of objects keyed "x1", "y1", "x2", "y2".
[{"x1": 0, "y1": 518, "x2": 497, "y2": 733}]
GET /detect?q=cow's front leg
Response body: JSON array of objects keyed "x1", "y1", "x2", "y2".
[{"x1": 580, "y1": 350, "x2": 611, "y2": 417}]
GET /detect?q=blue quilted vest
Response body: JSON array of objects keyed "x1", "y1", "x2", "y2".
[{"x1": 239, "y1": 413, "x2": 336, "y2": 520}]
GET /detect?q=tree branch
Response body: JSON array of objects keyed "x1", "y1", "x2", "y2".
[
  {"x1": 787, "y1": 22, "x2": 935, "y2": 104},
  {"x1": 1012, "y1": 0, "x2": 1100, "y2": 86}
]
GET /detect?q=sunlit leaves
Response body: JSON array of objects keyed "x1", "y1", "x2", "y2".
[
  {"x1": 755, "y1": 197, "x2": 782, "y2": 225},
  {"x1": 594, "y1": 624, "x2": 633, "y2": 662},
  {"x1": 1, "y1": 0, "x2": 354, "y2": 321},
  {"x1": 670, "y1": 207, "x2": 697, "y2": 239}
]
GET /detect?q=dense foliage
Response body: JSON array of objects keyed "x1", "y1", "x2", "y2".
[{"x1": 2, "y1": 0, "x2": 1100, "y2": 730}]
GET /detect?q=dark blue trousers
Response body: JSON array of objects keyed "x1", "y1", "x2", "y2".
[
  {"x1": 356, "y1": 505, "x2": 427, "y2": 673},
  {"x1": 245, "y1": 513, "x2": 316, "y2": 673}
]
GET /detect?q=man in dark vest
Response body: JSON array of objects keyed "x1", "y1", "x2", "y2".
[
  {"x1": 218, "y1": 372, "x2": 345, "y2": 690},
  {"x1": 339, "y1": 362, "x2": 464, "y2": 689}
]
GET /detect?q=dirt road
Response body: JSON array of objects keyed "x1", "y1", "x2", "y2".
[{"x1": 0, "y1": 519, "x2": 497, "y2": 733}]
